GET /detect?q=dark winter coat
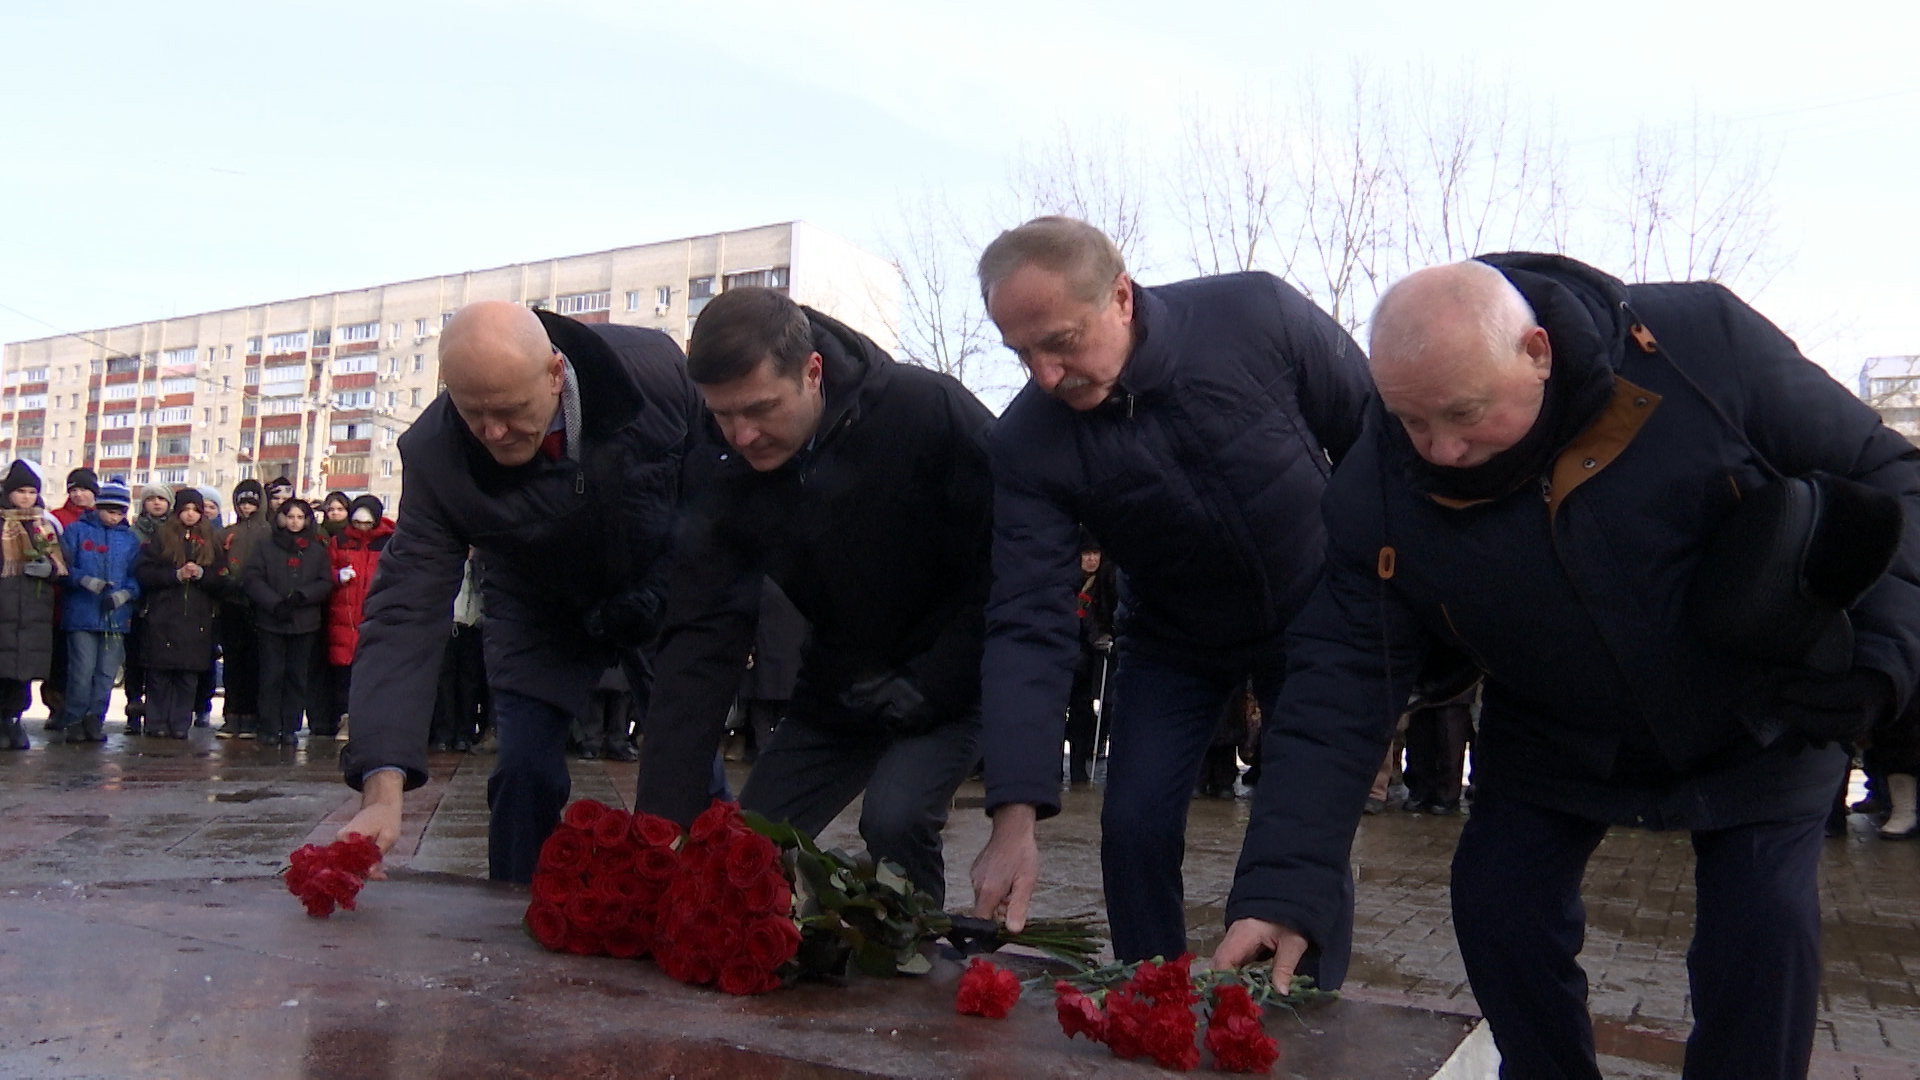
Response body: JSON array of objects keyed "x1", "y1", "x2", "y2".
[
  {"x1": 1228, "y1": 254, "x2": 1920, "y2": 985},
  {"x1": 60, "y1": 511, "x2": 142, "y2": 634},
  {"x1": 737, "y1": 576, "x2": 808, "y2": 702},
  {"x1": 342, "y1": 312, "x2": 699, "y2": 792},
  {"x1": 135, "y1": 524, "x2": 223, "y2": 671},
  {"x1": 981, "y1": 273, "x2": 1372, "y2": 815},
  {"x1": 635, "y1": 309, "x2": 995, "y2": 825},
  {"x1": 325, "y1": 518, "x2": 394, "y2": 666},
  {"x1": 0, "y1": 514, "x2": 65, "y2": 681},
  {"x1": 243, "y1": 525, "x2": 334, "y2": 635}
]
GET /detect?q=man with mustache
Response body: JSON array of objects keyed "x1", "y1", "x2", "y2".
[{"x1": 969, "y1": 216, "x2": 1372, "y2": 966}]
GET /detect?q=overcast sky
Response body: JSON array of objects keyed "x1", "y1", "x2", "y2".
[{"x1": 2, "y1": 0, "x2": 1915, "y2": 390}]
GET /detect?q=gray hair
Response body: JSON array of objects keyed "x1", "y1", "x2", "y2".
[
  {"x1": 977, "y1": 216, "x2": 1127, "y2": 305},
  {"x1": 1368, "y1": 260, "x2": 1538, "y2": 368}
]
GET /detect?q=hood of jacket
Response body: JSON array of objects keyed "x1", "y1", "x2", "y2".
[{"x1": 332, "y1": 517, "x2": 395, "y2": 551}]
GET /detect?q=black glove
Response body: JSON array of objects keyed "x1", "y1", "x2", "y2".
[
  {"x1": 1771, "y1": 667, "x2": 1896, "y2": 745},
  {"x1": 837, "y1": 671, "x2": 934, "y2": 737},
  {"x1": 583, "y1": 590, "x2": 663, "y2": 648},
  {"x1": 272, "y1": 597, "x2": 296, "y2": 618}
]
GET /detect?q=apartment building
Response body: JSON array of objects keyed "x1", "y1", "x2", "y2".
[
  {"x1": 0, "y1": 221, "x2": 899, "y2": 512},
  {"x1": 1860, "y1": 354, "x2": 1920, "y2": 443}
]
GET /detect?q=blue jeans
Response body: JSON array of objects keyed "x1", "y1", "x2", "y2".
[
  {"x1": 488, "y1": 687, "x2": 730, "y2": 883},
  {"x1": 58, "y1": 631, "x2": 124, "y2": 731},
  {"x1": 1101, "y1": 649, "x2": 1294, "y2": 962},
  {"x1": 1452, "y1": 794, "x2": 1824, "y2": 1079}
]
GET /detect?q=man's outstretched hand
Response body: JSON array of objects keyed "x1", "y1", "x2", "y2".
[
  {"x1": 1212, "y1": 918, "x2": 1311, "y2": 984},
  {"x1": 970, "y1": 803, "x2": 1040, "y2": 933},
  {"x1": 336, "y1": 770, "x2": 404, "y2": 881}
]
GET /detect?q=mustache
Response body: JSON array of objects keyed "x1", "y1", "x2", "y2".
[{"x1": 1051, "y1": 375, "x2": 1093, "y2": 396}]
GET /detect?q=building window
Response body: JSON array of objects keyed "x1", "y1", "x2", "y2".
[
  {"x1": 260, "y1": 364, "x2": 305, "y2": 395},
  {"x1": 266, "y1": 331, "x2": 308, "y2": 354},
  {"x1": 140, "y1": 379, "x2": 157, "y2": 398},
  {"x1": 557, "y1": 291, "x2": 611, "y2": 316},
  {"x1": 18, "y1": 394, "x2": 44, "y2": 410},
  {"x1": 337, "y1": 322, "x2": 379, "y2": 344},
  {"x1": 137, "y1": 439, "x2": 150, "y2": 458},
  {"x1": 625, "y1": 290, "x2": 641, "y2": 312},
  {"x1": 203, "y1": 408, "x2": 212, "y2": 422},
  {"x1": 219, "y1": 406, "x2": 229, "y2": 423},
  {"x1": 414, "y1": 318, "x2": 429, "y2": 337},
  {"x1": 381, "y1": 459, "x2": 394, "y2": 478},
  {"x1": 412, "y1": 355, "x2": 425, "y2": 373},
  {"x1": 225, "y1": 345, "x2": 233, "y2": 360},
  {"x1": 156, "y1": 468, "x2": 186, "y2": 484},
  {"x1": 161, "y1": 347, "x2": 198, "y2": 366},
  {"x1": 222, "y1": 375, "x2": 232, "y2": 392},
  {"x1": 723, "y1": 266, "x2": 791, "y2": 292},
  {"x1": 656, "y1": 285, "x2": 672, "y2": 310},
  {"x1": 262, "y1": 397, "x2": 303, "y2": 416},
  {"x1": 157, "y1": 435, "x2": 189, "y2": 456},
  {"x1": 689, "y1": 276, "x2": 715, "y2": 300},
  {"x1": 391, "y1": 322, "x2": 403, "y2": 341},
  {"x1": 241, "y1": 431, "x2": 254, "y2": 451},
  {"x1": 262, "y1": 429, "x2": 300, "y2": 446},
  {"x1": 242, "y1": 399, "x2": 258, "y2": 418},
  {"x1": 441, "y1": 311, "x2": 454, "y2": 327},
  {"x1": 239, "y1": 464, "x2": 254, "y2": 480},
  {"x1": 313, "y1": 328, "x2": 331, "y2": 347},
  {"x1": 103, "y1": 413, "x2": 135, "y2": 430},
  {"x1": 330, "y1": 455, "x2": 368, "y2": 475},
  {"x1": 104, "y1": 384, "x2": 137, "y2": 402},
  {"x1": 385, "y1": 392, "x2": 398, "y2": 410},
  {"x1": 200, "y1": 439, "x2": 210, "y2": 455},
  {"x1": 160, "y1": 376, "x2": 194, "y2": 395},
  {"x1": 141, "y1": 410, "x2": 154, "y2": 426},
  {"x1": 334, "y1": 390, "x2": 376, "y2": 410},
  {"x1": 90, "y1": 359, "x2": 103, "y2": 375},
  {"x1": 217, "y1": 437, "x2": 226, "y2": 453},
  {"x1": 246, "y1": 337, "x2": 262, "y2": 354},
  {"x1": 332, "y1": 356, "x2": 377, "y2": 376},
  {"x1": 331, "y1": 422, "x2": 371, "y2": 440},
  {"x1": 157, "y1": 406, "x2": 191, "y2": 424},
  {"x1": 106, "y1": 355, "x2": 139, "y2": 375}
]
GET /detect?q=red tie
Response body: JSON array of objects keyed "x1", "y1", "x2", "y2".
[{"x1": 540, "y1": 430, "x2": 565, "y2": 462}]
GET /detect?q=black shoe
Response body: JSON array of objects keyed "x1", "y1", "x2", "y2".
[
  {"x1": 170, "y1": 729, "x2": 189, "y2": 740},
  {"x1": 1362, "y1": 797, "x2": 1388, "y2": 815},
  {"x1": 452, "y1": 739, "x2": 472, "y2": 753},
  {"x1": 124, "y1": 719, "x2": 142, "y2": 736},
  {"x1": 606, "y1": 743, "x2": 637, "y2": 763},
  {"x1": 429, "y1": 741, "x2": 451, "y2": 753},
  {"x1": 1826, "y1": 810, "x2": 1851, "y2": 838},
  {"x1": 579, "y1": 746, "x2": 600, "y2": 761},
  {"x1": 192, "y1": 713, "x2": 211, "y2": 728}
]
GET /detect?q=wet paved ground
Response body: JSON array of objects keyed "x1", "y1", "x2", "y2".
[{"x1": 2, "y1": 701, "x2": 1917, "y2": 1078}]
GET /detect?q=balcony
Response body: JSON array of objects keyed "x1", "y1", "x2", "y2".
[{"x1": 258, "y1": 444, "x2": 299, "y2": 462}]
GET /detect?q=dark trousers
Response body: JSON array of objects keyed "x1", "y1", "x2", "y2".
[
  {"x1": 256, "y1": 631, "x2": 314, "y2": 741},
  {"x1": 121, "y1": 618, "x2": 147, "y2": 714},
  {"x1": 740, "y1": 698, "x2": 786, "y2": 761},
  {"x1": 0, "y1": 676, "x2": 30, "y2": 719},
  {"x1": 488, "y1": 688, "x2": 575, "y2": 883},
  {"x1": 308, "y1": 638, "x2": 340, "y2": 735},
  {"x1": 1404, "y1": 702, "x2": 1473, "y2": 808},
  {"x1": 220, "y1": 604, "x2": 260, "y2": 719},
  {"x1": 41, "y1": 630, "x2": 67, "y2": 717},
  {"x1": 146, "y1": 668, "x2": 201, "y2": 738},
  {"x1": 59, "y1": 631, "x2": 124, "y2": 733},
  {"x1": 739, "y1": 707, "x2": 981, "y2": 906},
  {"x1": 1100, "y1": 651, "x2": 1299, "y2": 963},
  {"x1": 1065, "y1": 652, "x2": 1103, "y2": 780},
  {"x1": 1452, "y1": 794, "x2": 1824, "y2": 1080},
  {"x1": 430, "y1": 624, "x2": 488, "y2": 746}
]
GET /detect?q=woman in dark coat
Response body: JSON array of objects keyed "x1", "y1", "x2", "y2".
[
  {"x1": 0, "y1": 461, "x2": 66, "y2": 749},
  {"x1": 134, "y1": 489, "x2": 222, "y2": 739},
  {"x1": 243, "y1": 499, "x2": 334, "y2": 746}
]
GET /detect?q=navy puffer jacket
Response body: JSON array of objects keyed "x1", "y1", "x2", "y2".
[
  {"x1": 981, "y1": 273, "x2": 1372, "y2": 815},
  {"x1": 1227, "y1": 254, "x2": 1920, "y2": 983}
]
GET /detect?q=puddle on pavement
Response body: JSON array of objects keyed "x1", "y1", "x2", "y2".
[{"x1": 210, "y1": 788, "x2": 283, "y2": 803}]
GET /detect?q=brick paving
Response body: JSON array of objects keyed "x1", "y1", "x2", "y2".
[{"x1": 3, "y1": 703, "x2": 1918, "y2": 1078}]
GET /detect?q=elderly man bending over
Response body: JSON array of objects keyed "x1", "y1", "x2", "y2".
[
  {"x1": 338, "y1": 300, "x2": 699, "y2": 882},
  {"x1": 1215, "y1": 254, "x2": 1920, "y2": 1079}
]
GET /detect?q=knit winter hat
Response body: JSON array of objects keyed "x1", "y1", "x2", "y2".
[
  {"x1": 348, "y1": 493, "x2": 384, "y2": 525},
  {"x1": 266, "y1": 476, "x2": 295, "y2": 497},
  {"x1": 64, "y1": 466, "x2": 99, "y2": 495},
  {"x1": 172, "y1": 488, "x2": 205, "y2": 516},
  {"x1": 139, "y1": 481, "x2": 173, "y2": 507},
  {"x1": 96, "y1": 479, "x2": 131, "y2": 509},
  {"x1": 232, "y1": 478, "x2": 263, "y2": 506},
  {"x1": 3, "y1": 460, "x2": 40, "y2": 496}
]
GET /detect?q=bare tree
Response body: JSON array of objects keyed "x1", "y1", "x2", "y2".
[
  {"x1": 880, "y1": 188, "x2": 999, "y2": 393},
  {"x1": 1614, "y1": 110, "x2": 1781, "y2": 291},
  {"x1": 1004, "y1": 124, "x2": 1152, "y2": 270},
  {"x1": 1168, "y1": 96, "x2": 1300, "y2": 277},
  {"x1": 1283, "y1": 68, "x2": 1396, "y2": 332}
]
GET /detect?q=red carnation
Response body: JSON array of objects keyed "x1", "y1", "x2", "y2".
[
  {"x1": 1129, "y1": 953, "x2": 1199, "y2": 1006},
  {"x1": 633, "y1": 813, "x2": 681, "y2": 848},
  {"x1": 1102, "y1": 991, "x2": 1150, "y2": 1061},
  {"x1": 329, "y1": 834, "x2": 382, "y2": 877},
  {"x1": 538, "y1": 828, "x2": 594, "y2": 874},
  {"x1": 1055, "y1": 983, "x2": 1107, "y2": 1042},
  {"x1": 955, "y1": 958, "x2": 1023, "y2": 1019},
  {"x1": 1140, "y1": 1000, "x2": 1200, "y2": 1071},
  {"x1": 591, "y1": 808, "x2": 633, "y2": 849},
  {"x1": 526, "y1": 900, "x2": 570, "y2": 950},
  {"x1": 1205, "y1": 1012, "x2": 1279, "y2": 1074},
  {"x1": 561, "y1": 800, "x2": 609, "y2": 831},
  {"x1": 285, "y1": 836, "x2": 383, "y2": 918}
]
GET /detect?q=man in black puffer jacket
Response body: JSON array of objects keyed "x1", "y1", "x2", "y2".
[
  {"x1": 633, "y1": 287, "x2": 994, "y2": 904},
  {"x1": 968, "y1": 217, "x2": 1372, "y2": 964},
  {"x1": 1215, "y1": 255, "x2": 1920, "y2": 1079},
  {"x1": 337, "y1": 301, "x2": 699, "y2": 882}
]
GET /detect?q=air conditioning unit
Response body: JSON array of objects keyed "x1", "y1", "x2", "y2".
[{"x1": 654, "y1": 304, "x2": 670, "y2": 316}]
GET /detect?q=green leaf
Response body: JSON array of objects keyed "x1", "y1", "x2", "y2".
[{"x1": 897, "y1": 951, "x2": 933, "y2": 976}]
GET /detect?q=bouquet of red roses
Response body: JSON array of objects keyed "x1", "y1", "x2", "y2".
[
  {"x1": 651, "y1": 801, "x2": 802, "y2": 994},
  {"x1": 285, "y1": 834, "x2": 382, "y2": 918},
  {"x1": 524, "y1": 799, "x2": 683, "y2": 959}
]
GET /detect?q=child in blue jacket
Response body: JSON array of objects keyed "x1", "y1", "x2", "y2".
[{"x1": 57, "y1": 479, "x2": 141, "y2": 743}]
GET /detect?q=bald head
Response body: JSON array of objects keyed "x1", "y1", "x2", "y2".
[
  {"x1": 439, "y1": 300, "x2": 565, "y2": 466},
  {"x1": 1367, "y1": 261, "x2": 1552, "y2": 469}
]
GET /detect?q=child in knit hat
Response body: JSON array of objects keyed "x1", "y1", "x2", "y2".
[
  {"x1": 0, "y1": 461, "x2": 64, "y2": 749},
  {"x1": 55, "y1": 479, "x2": 141, "y2": 743}
]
